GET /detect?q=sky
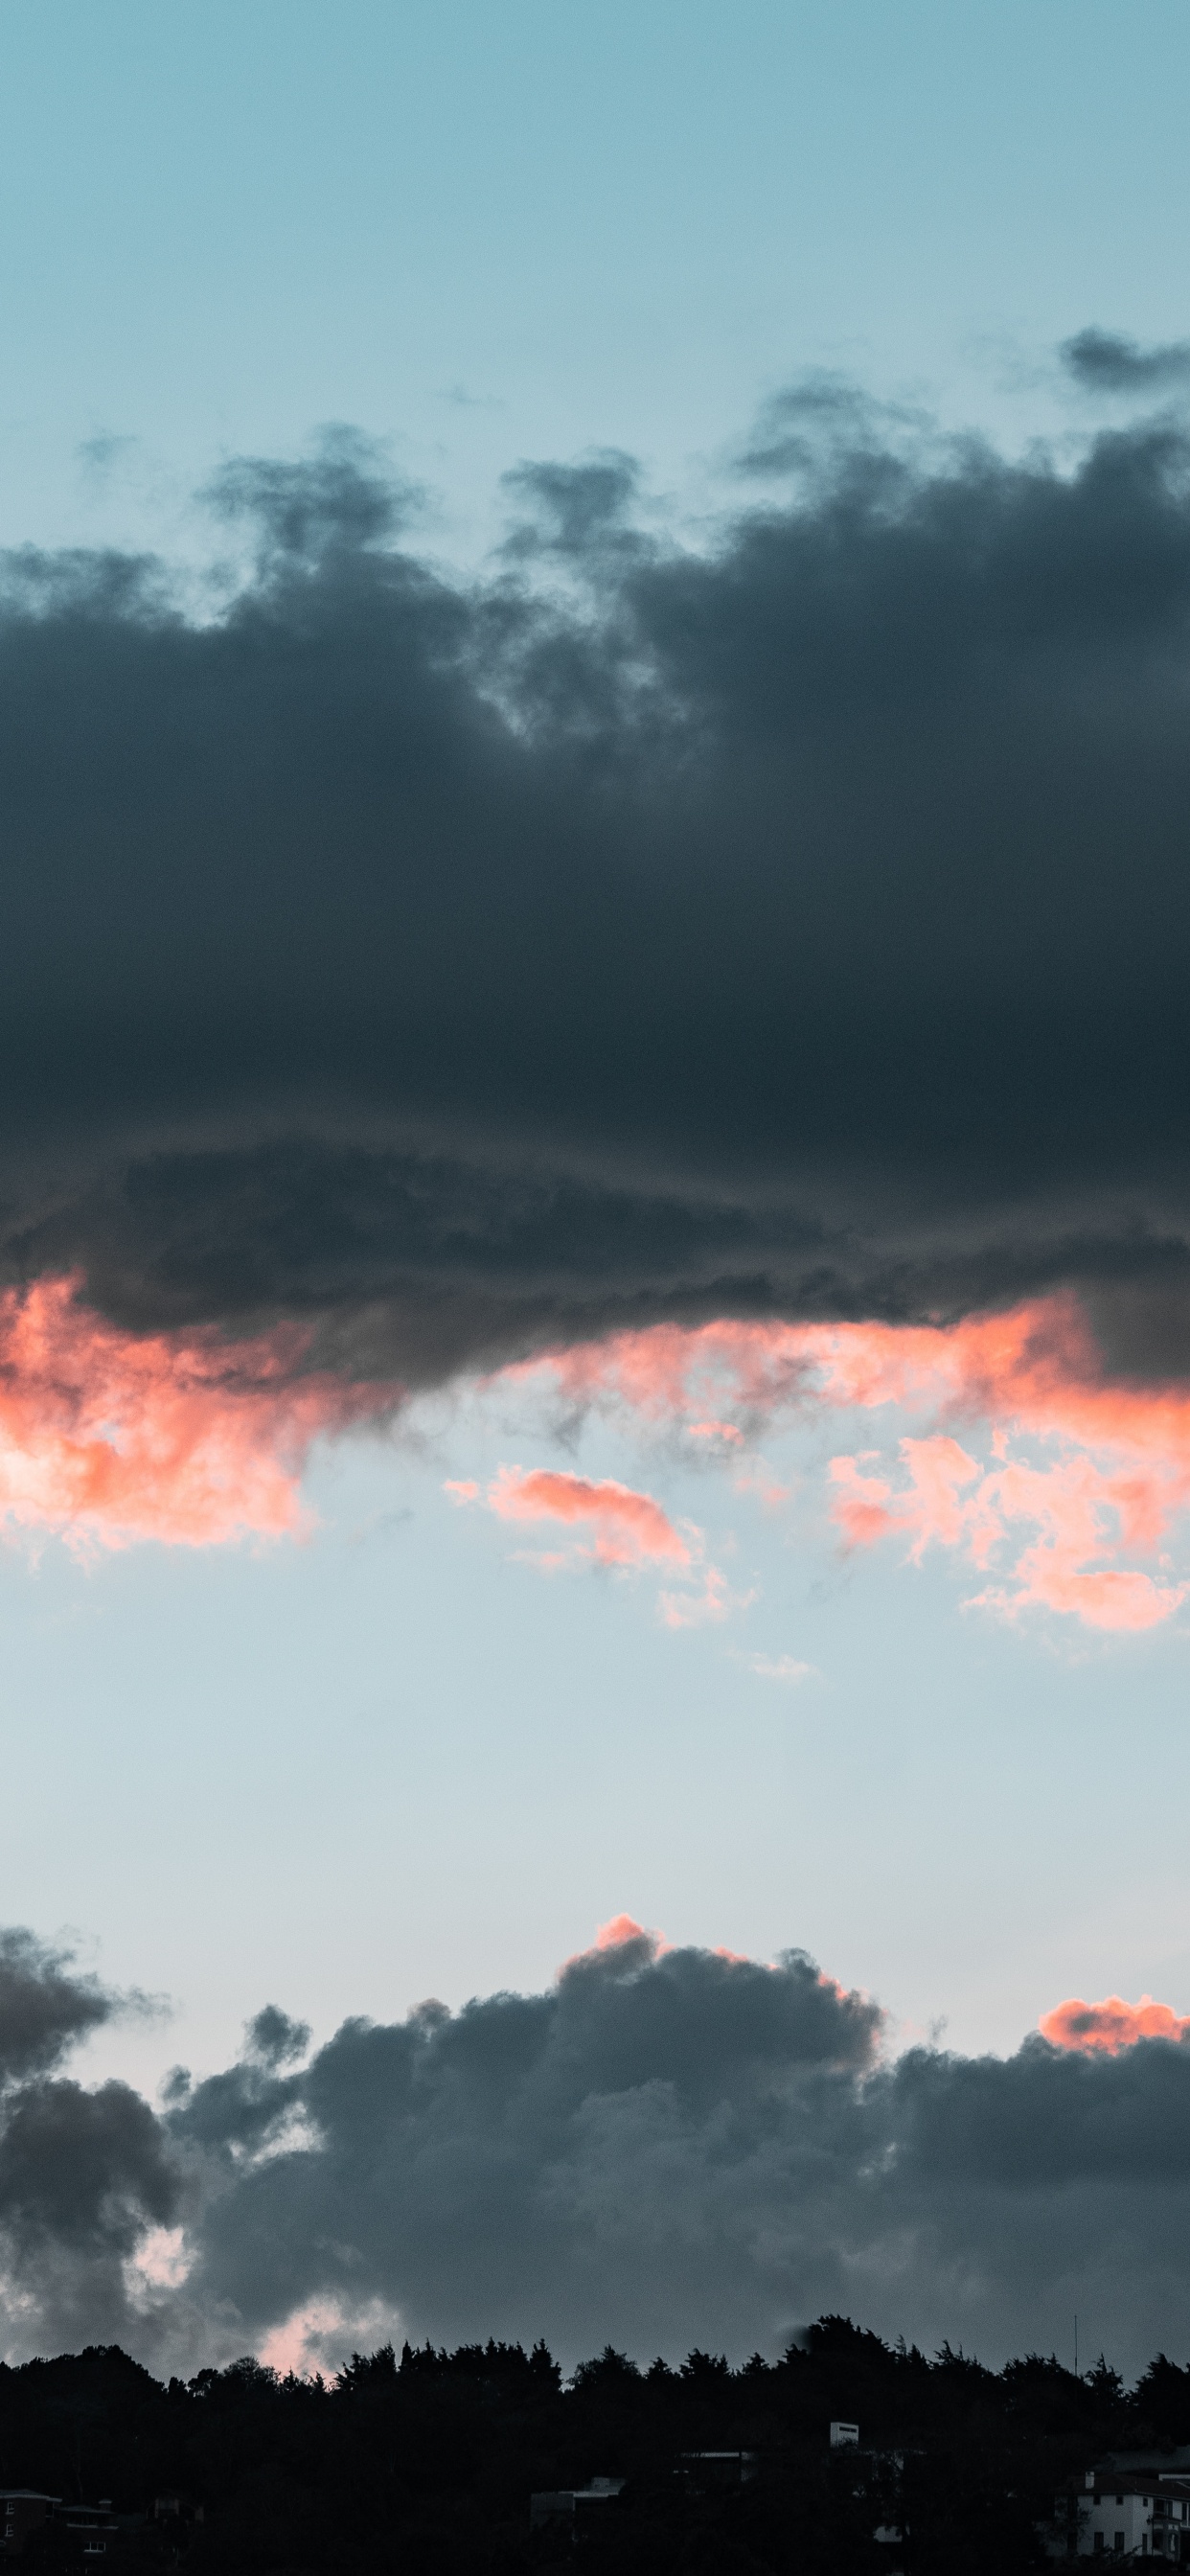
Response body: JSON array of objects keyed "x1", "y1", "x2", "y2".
[{"x1": 4, "y1": 0, "x2": 1190, "y2": 2381}]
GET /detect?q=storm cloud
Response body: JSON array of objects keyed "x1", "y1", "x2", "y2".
[
  {"x1": 0, "y1": 1934, "x2": 176, "y2": 2356},
  {"x1": 2, "y1": 1925, "x2": 1190, "y2": 2377},
  {"x1": 5, "y1": 362, "x2": 1190, "y2": 1390},
  {"x1": 159, "y1": 1932, "x2": 1190, "y2": 2380}
]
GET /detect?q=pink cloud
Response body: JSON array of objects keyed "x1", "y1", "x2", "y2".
[
  {"x1": 486, "y1": 1464, "x2": 692, "y2": 1568},
  {"x1": 259, "y1": 2297, "x2": 399, "y2": 2381},
  {"x1": 444, "y1": 1479, "x2": 479, "y2": 1504},
  {"x1": 657, "y1": 1563, "x2": 756, "y2": 1628},
  {"x1": 595, "y1": 1913, "x2": 650, "y2": 1949},
  {"x1": 558, "y1": 1915, "x2": 668, "y2": 1974},
  {"x1": 1040, "y1": 1993, "x2": 1190, "y2": 2054},
  {"x1": 0, "y1": 1276, "x2": 395, "y2": 1554},
  {"x1": 498, "y1": 1297, "x2": 1190, "y2": 1632}
]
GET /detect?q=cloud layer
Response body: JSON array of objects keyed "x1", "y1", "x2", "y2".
[
  {"x1": 6, "y1": 1922, "x2": 1190, "y2": 2380},
  {"x1": 4, "y1": 377, "x2": 1190, "y2": 1405}
]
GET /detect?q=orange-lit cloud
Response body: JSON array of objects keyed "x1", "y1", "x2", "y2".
[
  {"x1": 17, "y1": 1269, "x2": 1190, "y2": 1635},
  {"x1": 500, "y1": 1297, "x2": 1190, "y2": 1632},
  {"x1": 486, "y1": 1464, "x2": 692, "y2": 1568},
  {"x1": 558, "y1": 1914, "x2": 668, "y2": 1975},
  {"x1": 0, "y1": 1276, "x2": 393, "y2": 1554},
  {"x1": 480, "y1": 1463, "x2": 754, "y2": 1626},
  {"x1": 594, "y1": 1913, "x2": 650, "y2": 1949},
  {"x1": 1040, "y1": 1994, "x2": 1190, "y2": 2054}
]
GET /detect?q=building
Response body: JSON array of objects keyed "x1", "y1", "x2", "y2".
[
  {"x1": 152, "y1": 2495, "x2": 205, "y2": 2525},
  {"x1": 56, "y1": 2500, "x2": 121, "y2": 2558},
  {"x1": 0, "y1": 2493, "x2": 59, "y2": 2557},
  {"x1": 1051, "y1": 2469, "x2": 1190, "y2": 2558},
  {"x1": 530, "y1": 2475, "x2": 625, "y2": 2531},
  {"x1": 678, "y1": 2451, "x2": 758, "y2": 2488},
  {"x1": 0, "y1": 2494, "x2": 133, "y2": 2561}
]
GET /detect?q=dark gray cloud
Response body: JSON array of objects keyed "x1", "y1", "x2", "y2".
[
  {"x1": 156, "y1": 1934, "x2": 1190, "y2": 2379},
  {"x1": 3, "y1": 1925, "x2": 1190, "y2": 2378},
  {"x1": 5, "y1": 370, "x2": 1190, "y2": 1384},
  {"x1": 0, "y1": 1928, "x2": 112, "y2": 2082},
  {"x1": 1063, "y1": 327, "x2": 1190, "y2": 394},
  {"x1": 0, "y1": 1936, "x2": 177, "y2": 2357}
]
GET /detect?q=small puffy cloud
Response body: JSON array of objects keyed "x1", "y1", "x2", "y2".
[
  {"x1": 1062, "y1": 327, "x2": 1190, "y2": 393},
  {"x1": 1040, "y1": 1994, "x2": 1190, "y2": 2055},
  {"x1": 740, "y1": 1652, "x2": 814, "y2": 1685}
]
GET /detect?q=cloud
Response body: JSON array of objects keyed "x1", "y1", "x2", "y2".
[
  {"x1": 0, "y1": 1277, "x2": 392, "y2": 1552},
  {"x1": 1040, "y1": 1995, "x2": 1190, "y2": 2055},
  {"x1": 657, "y1": 1563, "x2": 755, "y2": 1627},
  {"x1": 150, "y1": 1938, "x2": 1190, "y2": 2379},
  {"x1": 593, "y1": 1914, "x2": 652, "y2": 1950},
  {"x1": 1062, "y1": 328, "x2": 1190, "y2": 394},
  {"x1": 6, "y1": 1253, "x2": 1188, "y2": 1630},
  {"x1": 0, "y1": 1934, "x2": 178, "y2": 2358},
  {"x1": 1, "y1": 379, "x2": 1190, "y2": 1429},
  {"x1": 6, "y1": 1922, "x2": 1190, "y2": 2377},
  {"x1": 740, "y1": 1652, "x2": 814, "y2": 1685},
  {"x1": 476, "y1": 1462, "x2": 752, "y2": 1625},
  {"x1": 9, "y1": 380, "x2": 1190, "y2": 1598},
  {"x1": 0, "y1": 1929, "x2": 114, "y2": 2081},
  {"x1": 511, "y1": 1299, "x2": 1190, "y2": 1629},
  {"x1": 485, "y1": 1465, "x2": 691, "y2": 1568}
]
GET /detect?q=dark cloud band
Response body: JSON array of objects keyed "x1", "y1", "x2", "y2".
[{"x1": 5, "y1": 380, "x2": 1190, "y2": 1379}]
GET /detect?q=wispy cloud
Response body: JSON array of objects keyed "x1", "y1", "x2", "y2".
[
  {"x1": 737, "y1": 1651, "x2": 815, "y2": 1685},
  {"x1": 486, "y1": 1464, "x2": 691, "y2": 1568}
]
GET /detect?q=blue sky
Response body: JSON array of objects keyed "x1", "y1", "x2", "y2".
[
  {"x1": 5, "y1": 0, "x2": 1190, "y2": 2373},
  {"x1": 5, "y1": 0, "x2": 1190, "y2": 569}
]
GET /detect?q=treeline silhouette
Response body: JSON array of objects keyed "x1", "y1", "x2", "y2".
[{"x1": 3, "y1": 2317, "x2": 1189, "y2": 2570}]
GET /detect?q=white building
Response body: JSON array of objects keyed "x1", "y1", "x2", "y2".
[{"x1": 1051, "y1": 2470, "x2": 1190, "y2": 2559}]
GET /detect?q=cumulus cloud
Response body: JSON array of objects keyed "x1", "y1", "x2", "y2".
[
  {"x1": 4, "y1": 1922, "x2": 1190, "y2": 2377},
  {"x1": 1040, "y1": 1995, "x2": 1190, "y2": 2054},
  {"x1": 151, "y1": 1935, "x2": 1190, "y2": 2380},
  {"x1": 0, "y1": 1933, "x2": 177, "y2": 2357}
]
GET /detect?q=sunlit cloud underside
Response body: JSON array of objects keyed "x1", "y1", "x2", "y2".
[{"x1": 5, "y1": 1280, "x2": 1190, "y2": 1633}]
